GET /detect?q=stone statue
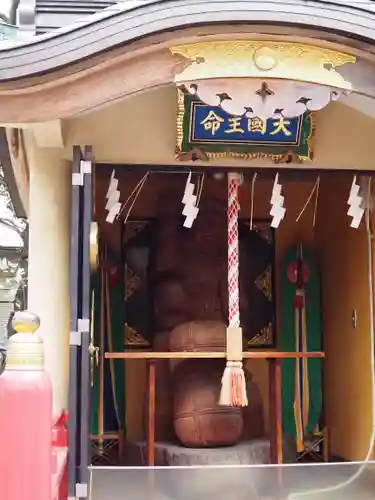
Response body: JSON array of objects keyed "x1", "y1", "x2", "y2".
[
  {"x1": 153, "y1": 195, "x2": 251, "y2": 336},
  {"x1": 149, "y1": 191, "x2": 264, "y2": 447}
]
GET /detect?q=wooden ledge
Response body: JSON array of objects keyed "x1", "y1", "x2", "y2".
[{"x1": 105, "y1": 351, "x2": 325, "y2": 360}]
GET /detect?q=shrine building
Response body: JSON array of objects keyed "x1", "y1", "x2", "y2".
[{"x1": 1, "y1": 2, "x2": 375, "y2": 500}]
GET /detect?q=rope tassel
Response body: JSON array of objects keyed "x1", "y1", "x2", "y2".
[
  {"x1": 220, "y1": 173, "x2": 248, "y2": 407},
  {"x1": 219, "y1": 359, "x2": 248, "y2": 407}
]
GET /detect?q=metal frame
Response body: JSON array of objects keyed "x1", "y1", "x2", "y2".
[
  {"x1": 79, "y1": 146, "x2": 93, "y2": 497},
  {"x1": 68, "y1": 145, "x2": 83, "y2": 499},
  {"x1": 68, "y1": 145, "x2": 94, "y2": 500}
]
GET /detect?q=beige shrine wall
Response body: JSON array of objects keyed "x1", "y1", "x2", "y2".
[{"x1": 316, "y1": 175, "x2": 375, "y2": 461}]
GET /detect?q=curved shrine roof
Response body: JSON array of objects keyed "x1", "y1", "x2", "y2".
[{"x1": 1, "y1": 0, "x2": 375, "y2": 81}]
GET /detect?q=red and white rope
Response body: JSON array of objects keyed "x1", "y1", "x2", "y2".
[
  {"x1": 220, "y1": 172, "x2": 247, "y2": 407},
  {"x1": 227, "y1": 172, "x2": 240, "y2": 328}
]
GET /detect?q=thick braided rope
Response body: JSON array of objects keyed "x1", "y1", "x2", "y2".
[{"x1": 227, "y1": 173, "x2": 240, "y2": 328}]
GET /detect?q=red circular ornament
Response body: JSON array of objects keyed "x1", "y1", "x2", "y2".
[
  {"x1": 287, "y1": 261, "x2": 310, "y2": 284},
  {"x1": 109, "y1": 266, "x2": 118, "y2": 286}
]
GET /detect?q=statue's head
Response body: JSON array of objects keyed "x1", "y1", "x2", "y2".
[
  {"x1": 155, "y1": 189, "x2": 183, "y2": 220},
  {"x1": 188, "y1": 198, "x2": 226, "y2": 253},
  {"x1": 153, "y1": 271, "x2": 189, "y2": 329}
]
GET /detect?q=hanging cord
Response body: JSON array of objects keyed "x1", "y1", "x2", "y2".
[
  {"x1": 312, "y1": 176, "x2": 320, "y2": 227},
  {"x1": 288, "y1": 176, "x2": 375, "y2": 499},
  {"x1": 98, "y1": 259, "x2": 105, "y2": 447},
  {"x1": 116, "y1": 172, "x2": 149, "y2": 221},
  {"x1": 104, "y1": 244, "x2": 121, "y2": 430},
  {"x1": 295, "y1": 176, "x2": 320, "y2": 225},
  {"x1": 196, "y1": 173, "x2": 205, "y2": 206},
  {"x1": 123, "y1": 174, "x2": 149, "y2": 224},
  {"x1": 249, "y1": 172, "x2": 258, "y2": 230}
]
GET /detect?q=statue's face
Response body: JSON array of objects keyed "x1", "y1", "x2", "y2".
[
  {"x1": 189, "y1": 200, "x2": 226, "y2": 253},
  {"x1": 156, "y1": 190, "x2": 183, "y2": 219}
]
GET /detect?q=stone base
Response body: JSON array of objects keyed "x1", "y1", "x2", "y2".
[
  {"x1": 122, "y1": 440, "x2": 277, "y2": 500},
  {"x1": 123, "y1": 439, "x2": 278, "y2": 466},
  {"x1": 121, "y1": 440, "x2": 296, "y2": 500}
]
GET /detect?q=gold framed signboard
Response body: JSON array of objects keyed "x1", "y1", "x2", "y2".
[{"x1": 176, "y1": 89, "x2": 315, "y2": 162}]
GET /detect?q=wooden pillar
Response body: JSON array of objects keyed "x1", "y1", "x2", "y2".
[
  {"x1": 147, "y1": 359, "x2": 156, "y2": 466},
  {"x1": 27, "y1": 138, "x2": 71, "y2": 415},
  {"x1": 268, "y1": 358, "x2": 283, "y2": 464}
]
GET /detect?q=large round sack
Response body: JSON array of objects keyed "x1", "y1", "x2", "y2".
[
  {"x1": 169, "y1": 320, "x2": 226, "y2": 352},
  {"x1": 173, "y1": 359, "x2": 243, "y2": 447}
]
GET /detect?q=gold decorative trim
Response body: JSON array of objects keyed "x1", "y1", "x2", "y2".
[
  {"x1": 307, "y1": 111, "x2": 316, "y2": 162},
  {"x1": 250, "y1": 221, "x2": 273, "y2": 244},
  {"x1": 124, "y1": 221, "x2": 149, "y2": 243},
  {"x1": 176, "y1": 148, "x2": 209, "y2": 162},
  {"x1": 171, "y1": 41, "x2": 355, "y2": 90},
  {"x1": 90, "y1": 221, "x2": 99, "y2": 273},
  {"x1": 124, "y1": 323, "x2": 150, "y2": 347},
  {"x1": 176, "y1": 88, "x2": 185, "y2": 157},
  {"x1": 255, "y1": 264, "x2": 272, "y2": 301},
  {"x1": 124, "y1": 265, "x2": 141, "y2": 300},
  {"x1": 248, "y1": 323, "x2": 273, "y2": 346},
  {"x1": 202, "y1": 151, "x2": 310, "y2": 163}
]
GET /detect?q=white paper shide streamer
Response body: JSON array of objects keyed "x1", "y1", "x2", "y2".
[
  {"x1": 348, "y1": 175, "x2": 365, "y2": 229},
  {"x1": 182, "y1": 172, "x2": 199, "y2": 228},
  {"x1": 105, "y1": 170, "x2": 122, "y2": 223},
  {"x1": 270, "y1": 173, "x2": 286, "y2": 228}
]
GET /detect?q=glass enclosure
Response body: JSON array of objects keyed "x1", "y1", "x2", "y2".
[{"x1": 91, "y1": 462, "x2": 375, "y2": 500}]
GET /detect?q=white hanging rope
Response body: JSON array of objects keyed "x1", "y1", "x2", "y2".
[
  {"x1": 219, "y1": 171, "x2": 248, "y2": 408},
  {"x1": 249, "y1": 172, "x2": 257, "y2": 230},
  {"x1": 196, "y1": 173, "x2": 205, "y2": 206},
  {"x1": 312, "y1": 176, "x2": 320, "y2": 227},
  {"x1": 123, "y1": 175, "x2": 149, "y2": 225},
  {"x1": 116, "y1": 172, "x2": 149, "y2": 220},
  {"x1": 295, "y1": 176, "x2": 320, "y2": 225}
]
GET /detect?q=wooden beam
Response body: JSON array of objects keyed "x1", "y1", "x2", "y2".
[
  {"x1": 147, "y1": 359, "x2": 156, "y2": 467},
  {"x1": 31, "y1": 121, "x2": 64, "y2": 149},
  {"x1": 106, "y1": 351, "x2": 325, "y2": 360},
  {"x1": 94, "y1": 164, "x2": 375, "y2": 182},
  {"x1": 0, "y1": 122, "x2": 64, "y2": 148},
  {"x1": 269, "y1": 358, "x2": 283, "y2": 464}
]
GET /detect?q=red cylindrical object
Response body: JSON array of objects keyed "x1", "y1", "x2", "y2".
[{"x1": 0, "y1": 369, "x2": 53, "y2": 500}]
